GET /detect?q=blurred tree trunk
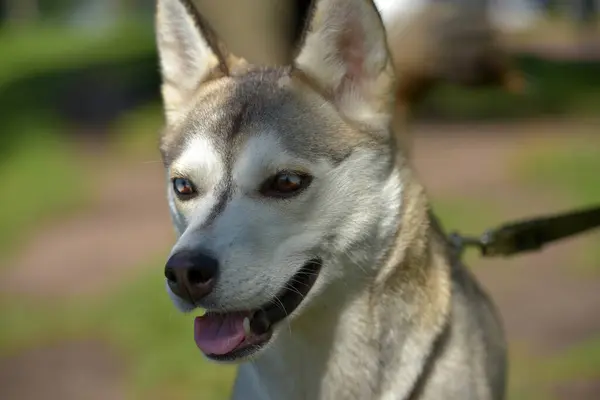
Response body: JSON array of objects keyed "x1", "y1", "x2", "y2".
[
  {"x1": 192, "y1": 0, "x2": 298, "y2": 65},
  {"x1": 569, "y1": 0, "x2": 598, "y2": 43},
  {"x1": 573, "y1": 0, "x2": 597, "y2": 27},
  {"x1": 4, "y1": 0, "x2": 39, "y2": 25}
]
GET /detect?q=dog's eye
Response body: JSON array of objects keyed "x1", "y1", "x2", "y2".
[
  {"x1": 260, "y1": 171, "x2": 312, "y2": 198},
  {"x1": 172, "y1": 177, "x2": 196, "y2": 198}
]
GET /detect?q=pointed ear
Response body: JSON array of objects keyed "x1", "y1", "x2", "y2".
[
  {"x1": 294, "y1": 0, "x2": 396, "y2": 128},
  {"x1": 155, "y1": 0, "x2": 246, "y2": 124}
]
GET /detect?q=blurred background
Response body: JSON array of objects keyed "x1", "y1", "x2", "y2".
[{"x1": 0, "y1": 0, "x2": 598, "y2": 399}]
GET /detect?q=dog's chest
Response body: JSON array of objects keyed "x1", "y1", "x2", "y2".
[
  {"x1": 232, "y1": 329, "x2": 382, "y2": 400},
  {"x1": 233, "y1": 361, "x2": 379, "y2": 400}
]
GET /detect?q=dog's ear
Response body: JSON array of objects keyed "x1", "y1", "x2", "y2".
[
  {"x1": 156, "y1": 0, "x2": 246, "y2": 124},
  {"x1": 294, "y1": 0, "x2": 395, "y2": 129}
]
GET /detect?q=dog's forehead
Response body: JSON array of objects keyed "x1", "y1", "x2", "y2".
[{"x1": 161, "y1": 68, "x2": 379, "y2": 167}]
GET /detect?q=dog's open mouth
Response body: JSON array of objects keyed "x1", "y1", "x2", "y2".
[{"x1": 194, "y1": 258, "x2": 322, "y2": 361}]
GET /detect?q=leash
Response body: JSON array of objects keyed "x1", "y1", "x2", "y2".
[{"x1": 448, "y1": 204, "x2": 600, "y2": 260}]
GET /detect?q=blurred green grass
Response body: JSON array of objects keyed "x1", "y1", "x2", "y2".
[
  {"x1": 515, "y1": 140, "x2": 600, "y2": 206},
  {"x1": 513, "y1": 137, "x2": 600, "y2": 270},
  {"x1": 0, "y1": 124, "x2": 89, "y2": 262},
  {"x1": 0, "y1": 22, "x2": 157, "y2": 260},
  {"x1": 0, "y1": 22, "x2": 159, "y2": 154},
  {"x1": 509, "y1": 338, "x2": 600, "y2": 400}
]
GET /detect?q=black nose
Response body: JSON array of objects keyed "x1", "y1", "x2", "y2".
[{"x1": 164, "y1": 250, "x2": 219, "y2": 303}]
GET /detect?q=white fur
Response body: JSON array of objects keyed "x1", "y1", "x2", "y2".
[
  {"x1": 170, "y1": 135, "x2": 224, "y2": 191},
  {"x1": 231, "y1": 133, "x2": 332, "y2": 191}
]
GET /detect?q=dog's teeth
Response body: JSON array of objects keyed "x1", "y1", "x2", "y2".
[{"x1": 243, "y1": 317, "x2": 251, "y2": 336}]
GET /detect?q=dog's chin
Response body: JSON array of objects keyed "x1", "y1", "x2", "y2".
[{"x1": 189, "y1": 258, "x2": 323, "y2": 364}]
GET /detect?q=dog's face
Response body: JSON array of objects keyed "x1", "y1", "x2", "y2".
[{"x1": 156, "y1": 0, "x2": 402, "y2": 362}]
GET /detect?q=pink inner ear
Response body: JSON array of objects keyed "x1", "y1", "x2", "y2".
[{"x1": 336, "y1": 16, "x2": 366, "y2": 83}]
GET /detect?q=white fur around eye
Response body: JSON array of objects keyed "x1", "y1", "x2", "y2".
[
  {"x1": 167, "y1": 135, "x2": 226, "y2": 228},
  {"x1": 171, "y1": 135, "x2": 224, "y2": 189},
  {"x1": 232, "y1": 133, "x2": 333, "y2": 193}
]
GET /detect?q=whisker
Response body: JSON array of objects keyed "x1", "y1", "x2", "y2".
[
  {"x1": 282, "y1": 285, "x2": 307, "y2": 298},
  {"x1": 267, "y1": 293, "x2": 293, "y2": 336}
]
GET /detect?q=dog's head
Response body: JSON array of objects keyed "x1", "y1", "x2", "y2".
[{"x1": 156, "y1": 0, "x2": 403, "y2": 362}]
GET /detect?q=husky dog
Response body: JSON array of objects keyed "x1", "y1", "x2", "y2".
[{"x1": 155, "y1": 0, "x2": 507, "y2": 399}]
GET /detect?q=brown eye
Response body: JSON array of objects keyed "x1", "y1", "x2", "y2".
[
  {"x1": 172, "y1": 177, "x2": 196, "y2": 198},
  {"x1": 261, "y1": 171, "x2": 312, "y2": 198}
]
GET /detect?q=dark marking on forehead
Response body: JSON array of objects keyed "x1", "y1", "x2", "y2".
[
  {"x1": 194, "y1": 72, "x2": 285, "y2": 227},
  {"x1": 226, "y1": 68, "x2": 366, "y2": 165},
  {"x1": 201, "y1": 175, "x2": 232, "y2": 229},
  {"x1": 159, "y1": 77, "x2": 248, "y2": 166},
  {"x1": 228, "y1": 101, "x2": 248, "y2": 140},
  {"x1": 161, "y1": 65, "x2": 385, "y2": 168},
  {"x1": 161, "y1": 68, "x2": 284, "y2": 165}
]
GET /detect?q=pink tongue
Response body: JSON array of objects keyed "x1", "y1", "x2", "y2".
[{"x1": 194, "y1": 312, "x2": 247, "y2": 355}]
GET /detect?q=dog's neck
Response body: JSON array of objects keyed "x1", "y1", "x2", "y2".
[{"x1": 234, "y1": 168, "x2": 452, "y2": 400}]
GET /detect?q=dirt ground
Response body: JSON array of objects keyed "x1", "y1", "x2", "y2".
[
  {"x1": 0, "y1": 341, "x2": 126, "y2": 400},
  {"x1": 1, "y1": 119, "x2": 599, "y2": 399},
  {"x1": 0, "y1": 159, "x2": 173, "y2": 297}
]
